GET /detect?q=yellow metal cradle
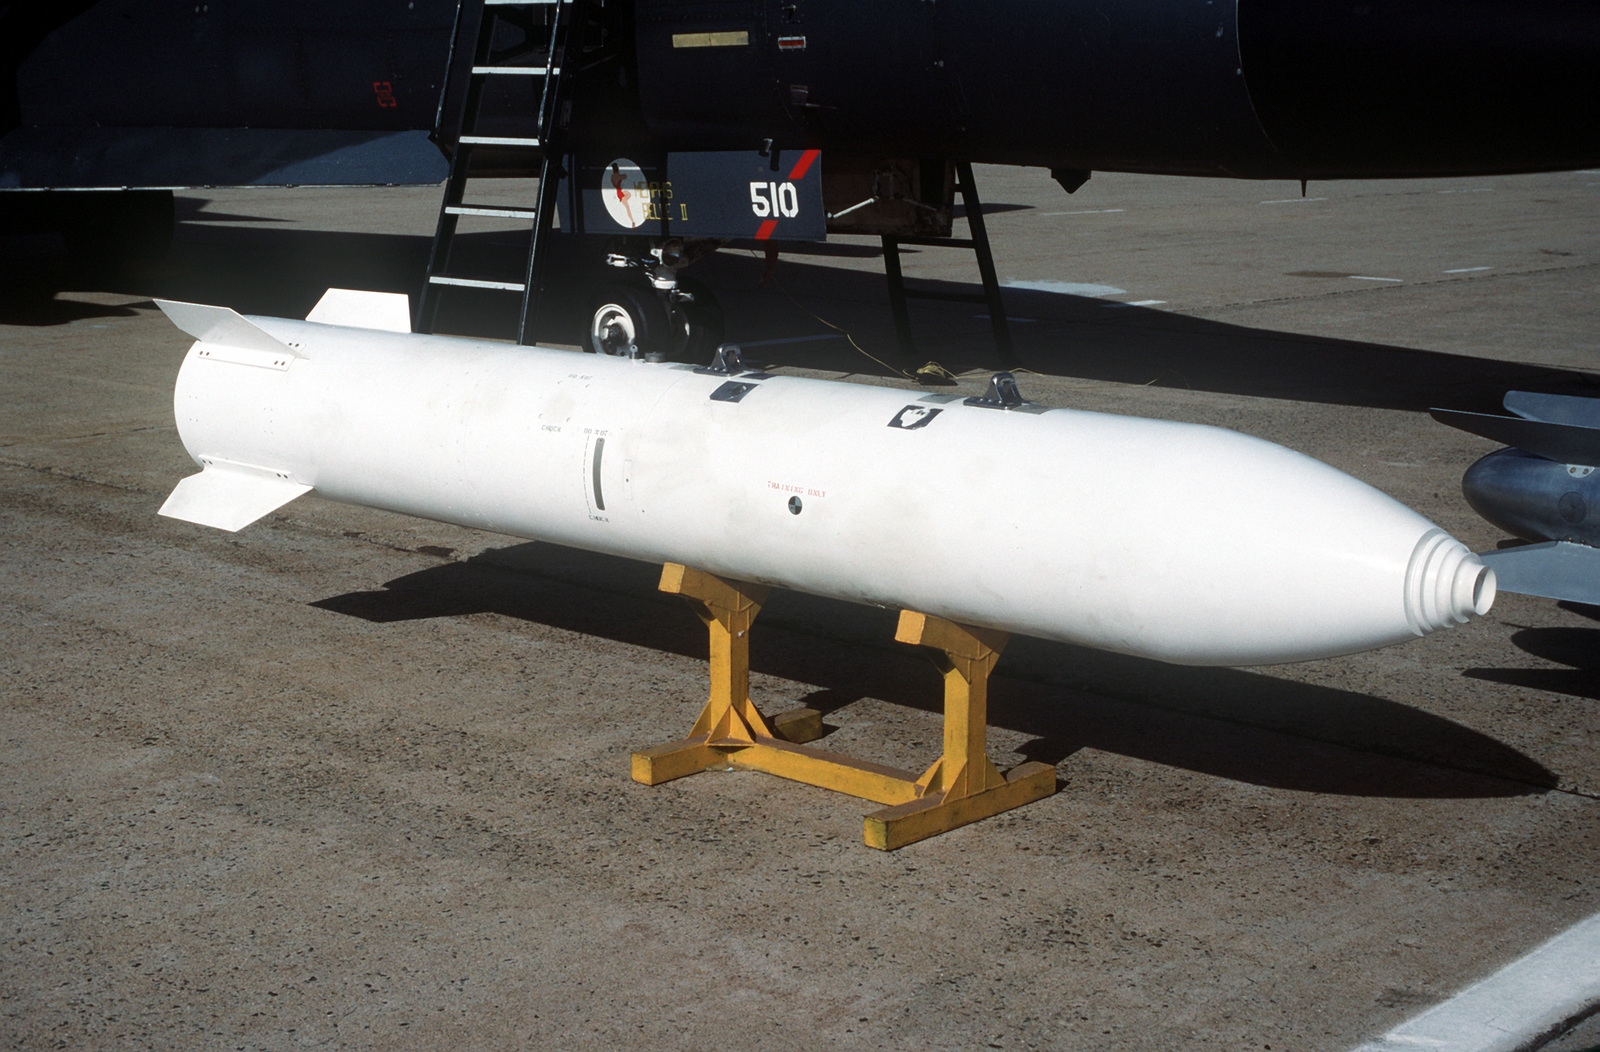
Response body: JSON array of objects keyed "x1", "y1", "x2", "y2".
[{"x1": 631, "y1": 563, "x2": 1058, "y2": 849}]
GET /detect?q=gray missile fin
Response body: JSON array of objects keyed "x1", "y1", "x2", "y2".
[
  {"x1": 155, "y1": 299, "x2": 306, "y2": 359},
  {"x1": 305, "y1": 288, "x2": 412, "y2": 332},
  {"x1": 159, "y1": 461, "x2": 311, "y2": 532},
  {"x1": 1430, "y1": 408, "x2": 1600, "y2": 467},
  {"x1": 1477, "y1": 541, "x2": 1600, "y2": 606},
  {"x1": 1502, "y1": 390, "x2": 1600, "y2": 428}
]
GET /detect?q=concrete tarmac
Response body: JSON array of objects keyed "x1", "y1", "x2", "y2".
[{"x1": 1, "y1": 165, "x2": 1597, "y2": 1050}]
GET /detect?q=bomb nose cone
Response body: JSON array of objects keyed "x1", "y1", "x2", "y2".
[{"x1": 1405, "y1": 529, "x2": 1497, "y2": 635}]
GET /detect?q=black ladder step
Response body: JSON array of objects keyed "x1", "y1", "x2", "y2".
[
  {"x1": 889, "y1": 236, "x2": 979, "y2": 249},
  {"x1": 427, "y1": 275, "x2": 528, "y2": 292},
  {"x1": 472, "y1": 65, "x2": 559, "y2": 75},
  {"x1": 458, "y1": 134, "x2": 544, "y2": 147},
  {"x1": 445, "y1": 204, "x2": 541, "y2": 218}
]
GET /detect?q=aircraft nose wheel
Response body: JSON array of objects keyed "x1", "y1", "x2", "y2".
[
  {"x1": 588, "y1": 285, "x2": 660, "y2": 359},
  {"x1": 673, "y1": 276, "x2": 726, "y2": 366},
  {"x1": 585, "y1": 279, "x2": 724, "y2": 365}
]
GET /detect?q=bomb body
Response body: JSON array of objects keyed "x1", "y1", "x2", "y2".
[{"x1": 158, "y1": 291, "x2": 1493, "y2": 666}]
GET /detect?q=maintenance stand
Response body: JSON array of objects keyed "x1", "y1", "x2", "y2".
[{"x1": 633, "y1": 564, "x2": 1058, "y2": 849}]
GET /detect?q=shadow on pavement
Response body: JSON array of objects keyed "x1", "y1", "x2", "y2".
[
  {"x1": 311, "y1": 541, "x2": 1558, "y2": 800},
  {"x1": 3, "y1": 209, "x2": 1594, "y2": 414},
  {"x1": 1466, "y1": 619, "x2": 1600, "y2": 702}
]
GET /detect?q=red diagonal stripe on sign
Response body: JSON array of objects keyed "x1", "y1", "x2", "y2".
[
  {"x1": 787, "y1": 149, "x2": 821, "y2": 181},
  {"x1": 754, "y1": 219, "x2": 779, "y2": 240}
]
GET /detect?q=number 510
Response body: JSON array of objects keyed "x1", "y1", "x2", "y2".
[{"x1": 750, "y1": 181, "x2": 801, "y2": 218}]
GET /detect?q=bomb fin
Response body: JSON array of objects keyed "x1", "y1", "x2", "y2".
[
  {"x1": 1430, "y1": 407, "x2": 1600, "y2": 467},
  {"x1": 1478, "y1": 540, "x2": 1600, "y2": 605},
  {"x1": 158, "y1": 459, "x2": 311, "y2": 532},
  {"x1": 155, "y1": 299, "x2": 305, "y2": 360},
  {"x1": 305, "y1": 288, "x2": 412, "y2": 332}
]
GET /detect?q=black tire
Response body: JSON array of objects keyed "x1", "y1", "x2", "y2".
[
  {"x1": 586, "y1": 283, "x2": 666, "y2": 359},
  {"x1": 674, "y1": 276, "x2": 726, "y2": 366}
]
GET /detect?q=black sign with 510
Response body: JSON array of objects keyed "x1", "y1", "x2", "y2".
[{"x1": 566, "y1": 149, "x2": 825, "y2": 241}]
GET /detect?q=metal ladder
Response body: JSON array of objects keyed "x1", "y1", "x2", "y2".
[
  {"x1": 881, "y1": 162, "x2": 1016, "y2": 367},
  {"x1": 416, "y1": 0, "x2": 589, "y2": 343}
]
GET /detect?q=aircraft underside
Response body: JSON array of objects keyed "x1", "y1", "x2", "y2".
[{"x1": 630, "y1": 0, "x2": 1600, "y2": 179}]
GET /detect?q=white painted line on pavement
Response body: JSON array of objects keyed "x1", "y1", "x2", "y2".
[
  {"x1": 1039, "y1": 208, "x2": 1127, "y2": 216},
  {"x1": 1002, "y1": 280, "x2": 1126, "y2": 298},
  {"x1": 1261, "y1": 197, "x2": 1329, "y2": 204},
  {"x1": 1350, "y1": 911, "x2": 1600, "y2": 1052},
  {"x1": 1445, "y1": 267, "x2": 1494, "y2": 274},
  {"x1": 1351, "y1": 276, "x2": 1404, "y2": 282}
]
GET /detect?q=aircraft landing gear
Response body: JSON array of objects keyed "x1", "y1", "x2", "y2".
[
  {"x1": 672, "y1": 275, "x2": 726, "y2": 364},
  {"x1": 584, "y1": 242, "x2": 724, "y2": 364},
  {"x1": 588, "y1": 284, "x2": 659, "y2": 359}
]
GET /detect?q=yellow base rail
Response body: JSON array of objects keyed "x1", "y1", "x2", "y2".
[{"x1": 631, "y1": 564, "x2": 1058, "y2": 849}]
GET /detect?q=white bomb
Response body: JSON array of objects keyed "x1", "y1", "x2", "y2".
[{"x1": 156, "y1": 289, "x2": 1494, "y2": 666}]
